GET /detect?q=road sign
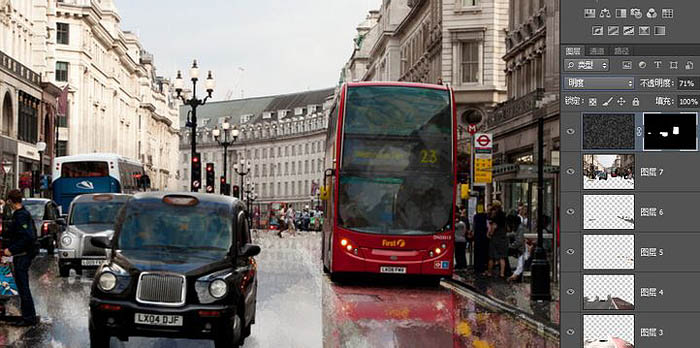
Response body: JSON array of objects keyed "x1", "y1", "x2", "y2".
[
  {"x1": 474, "y1": 133, "x2": 493, "y2": 149},
  {"x1": 467, "y1": 124, "x2": 478, "y2": 135},
  {"x1": 474, "y1": 153, "x2": 493, "y2": 184}
]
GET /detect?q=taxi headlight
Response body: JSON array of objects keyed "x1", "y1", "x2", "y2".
[
  {"x1": 209, "y1": 279, "x2": 228, "y2": 299},
  {"x1": 98, "y1": 272, "x2": 117, "y2": 292},
  {"x1": 61, "y1": 235, "x2": 73, "y2": 247}
]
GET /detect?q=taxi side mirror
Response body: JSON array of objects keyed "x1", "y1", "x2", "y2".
[
  {"x1": 240, "y1": 244, "x2": 261, "y2": 258},
  {"x1": 91, "y1": 236, "x2": 111, "y2": 249}
]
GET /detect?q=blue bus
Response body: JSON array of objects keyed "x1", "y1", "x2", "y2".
[{"x1": 51, "y1": 153, "x2": 147, "y2": 213}]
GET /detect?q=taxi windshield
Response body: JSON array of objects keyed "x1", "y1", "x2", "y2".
[
  {"x1": 70, "y1": 202, "x2": 125, "y2": 225},
  {"x1": 24, "y1": 202, "x2": 45, "y2": 220},
  {"x1": 116, "y1": 200, "x2": 232, "y2": 257}
]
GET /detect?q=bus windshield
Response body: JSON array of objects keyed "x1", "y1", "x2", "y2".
[{"x1": 339, "y1": 86, "x2": 453, "y2": 236}]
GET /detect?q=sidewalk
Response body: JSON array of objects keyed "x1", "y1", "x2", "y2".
[{"x1": 451, "y1": 268, "x2": 560, "y2": 329}]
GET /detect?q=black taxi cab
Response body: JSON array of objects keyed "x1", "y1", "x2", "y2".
[{"x1": 88, "y1": 192, "x2": 260, "y2": 348}]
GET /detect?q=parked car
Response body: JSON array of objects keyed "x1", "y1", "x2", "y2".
[
  {"x1": 58, "y1": 193, "x2": 131, "y2": 277},
  {"x1": 596, "y1": 171, "x2": 608, "y2": 180},
  {"x1": 88, "y1": 192, "x2": 260, "y2": 348},
  {"x1": 23, "y1": 198, "x2": 65, "y2": 255}
]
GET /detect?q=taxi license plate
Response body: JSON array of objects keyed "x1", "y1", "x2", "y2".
[
  {"x1": 380, "y1": 266, "x2": 406, "y2": 274},
  {"x1": 134, "y1": 313, "x2": 183, "y2": 327},
  {"x1": 81, "y1": 259, "x2": 105, "y2": 267}
]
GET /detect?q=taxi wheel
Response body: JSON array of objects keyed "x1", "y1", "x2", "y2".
[
  {"x1": 215, "y1": 313, "x2": 243, "y2": 348},
  {"x1": 46, "y1": 237, "x2": 55, "y2": 255},
  {"x1": 89, "y1": 323, "x2": 110, "y2": 347}
]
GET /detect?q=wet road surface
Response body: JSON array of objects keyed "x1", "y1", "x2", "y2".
[
  {"x1": 8, "y1": 231, "x2": 558, "y2": 347},
  {"x1": 18, "y1": 231, "x2": 323, "y2": 347}
]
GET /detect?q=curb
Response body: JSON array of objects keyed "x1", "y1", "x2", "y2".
[{"x1": 441, "y1": 278, "x2": 560, "y2": 341}]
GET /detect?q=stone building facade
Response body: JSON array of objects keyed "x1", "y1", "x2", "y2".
[
  {"x1": 1, "y1": 0, "x2": 62, "y2": 193},
  {"x1": 485, "y1": 0, "x2": 559, "y2": 229},
  {"x1": 30, "y1": 0, "x2": 181, "y2": 190},
  {"x1": 178, "y1": 88, "x2": 334, "y2": 226}
]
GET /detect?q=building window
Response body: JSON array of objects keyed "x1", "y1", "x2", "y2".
[
  {"x1": 461, "y1": 41, "x2": 481, "y2": 84},
  {"x1": 57, "y1": 23, "x2": 69, "y2": 44},
  {"x1": 57, "y1": 140, "x2": 68, "y2": 157},
  {"x1": 285, "y1": 162, "x2": 289, "y2": 175},
  {"x1": 304, "y1": 160, "x2": 308, "y2": 174},
  {"x1": 55, "y1": 62, "x2": 69, "y2": 82},
  {"x1": 57, "y1": 114, "x2": 68, "y2": 127},
  {"x1": 262, "y1": 164, "x2": 267, "y2": 177},
  {"x1": 292, "y1": 162, "x2": 296, "y2": 175},
  {"x1": 18, "y1": 94, "x2": 38, "y2": 143},
  {"x1": 311, "y1": 159, "x2": 315, "y2": 173},
  {"x1": 305, "y1": 143, "x2": 309, "y2": 154},
  {"x1": 462, "y1": 0, "x2": 479, "y2": 7},
  {"x1": 254, "y1": 165, "x2": 259, "y2": 177}
]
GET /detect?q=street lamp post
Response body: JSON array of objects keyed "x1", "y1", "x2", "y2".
[
  {"x1": 174, "y1": 60, "x2": 215, "y2": 192},
  {"x1": 233, "y1": 159, "x2": 251, "y2": 198},
  {"x1": 243, "y1": 179, "x2": 257, "y2": 226},
  {"x1": 213, "y1": 122, "x2": 239, "y2": 195},
  {"x1": 36, "y1": 142, "x2": 46, "y2": 197}
]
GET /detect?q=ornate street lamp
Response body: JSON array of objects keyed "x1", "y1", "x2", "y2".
[
  {"x1": 213, "y1": 121, "x2": 239, "y2": 195},
  {"x1": 174, "y1": 60, "x2": 215, "y2": 192},
  {"x1": 36, "y1": 141, "x2": 47, "y2": 197},
  {"x1": 233, "y1": 159, "x2": 251, "y2": 198}
]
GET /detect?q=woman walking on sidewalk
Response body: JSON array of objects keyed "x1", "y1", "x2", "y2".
[{"x1": 487, "y1": 200, "x2": 508, "y2": 278}]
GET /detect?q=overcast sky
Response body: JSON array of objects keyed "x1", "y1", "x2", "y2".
[{"x1": 117, "y1": 0, "x2": 382, "y2": 100}]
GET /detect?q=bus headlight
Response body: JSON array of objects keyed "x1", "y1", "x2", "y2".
[
  {"x1": 61, "y1": 235, "x2": 73, "y2": 247},
  {"x1": 98, "y1": 272, "x2": 117, "y2": 292},
  {"x1": 209, "y1": 279, "x2": 228, "y2": 299}
]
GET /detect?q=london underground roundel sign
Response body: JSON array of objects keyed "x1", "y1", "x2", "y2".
[{"x1": 474, "y1": 133, "x2": 493, "y2": 149}]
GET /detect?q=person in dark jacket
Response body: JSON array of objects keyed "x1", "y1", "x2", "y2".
[
  {"x1": 472, "y1": 204, "x2": 490, "y2": 274},
  {"x1": 2, "y1": 190, "x2": 37, "y2": 326}
]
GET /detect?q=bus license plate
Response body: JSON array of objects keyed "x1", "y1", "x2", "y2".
[
  {"x1": 134, "y1": 313, "x2": 183, "y2": 326},
  {"x1": 380, "y1": 266, "x2": 406, "y2": 274},
  {"x1": 81, "y1": 259, "x2": 105, "y2": 267}
]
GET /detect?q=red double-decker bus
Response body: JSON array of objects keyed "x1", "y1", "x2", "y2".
[{"x1": 321, "y1": 82, "x2": 457, "y2": 279}]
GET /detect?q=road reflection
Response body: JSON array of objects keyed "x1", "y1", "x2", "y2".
[{"x1": 323, "y1": 279, "x2": 558, "y2": 348}]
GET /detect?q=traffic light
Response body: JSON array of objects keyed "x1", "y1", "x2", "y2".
[
  {"x1": 205, "y1": 163, "x2": 215, "y2": 193},
  {"x1": 232, "y1": 185, "x2": 240, "y2": 199},
  {"x1": 191, "y1": 153, "x2": 201, "y2": 191},
  {"x1": 219, "y1": 176, "x2": 228, "y2": 195}
]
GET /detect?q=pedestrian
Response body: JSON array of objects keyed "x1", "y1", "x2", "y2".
[
  {"x1": 2, "y1": 189, "x2": 38, "y2": 326},
  {"x1": 286, "y1": 206, "x2": 296, "y2": 235},
  {"x1": 487, "y1": 200, "x2": 508, "y2": 278},
  {"x1": 517, "y1": 204, "x2": 528, "y2": 229},
  {"x1": 508, "y1": 239, "x2": 534, "y2": 282},
  {"x1": 302, "y1": 206, "x2": 311, "y2": 231},
  {"x1": 472, "y1": 204, "x2": 489, "y2": 274},
  {"x1": 454, "y1": 218, "x2": 467, "y2": 269}
]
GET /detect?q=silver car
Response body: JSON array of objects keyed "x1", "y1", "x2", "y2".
[{"x1": 58, "y1": 193, "x2": 131, "y2": 277}]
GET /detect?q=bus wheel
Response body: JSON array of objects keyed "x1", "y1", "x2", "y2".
[{"x1": 329, "y1": 272, "x2": 344, "y2": 284}]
